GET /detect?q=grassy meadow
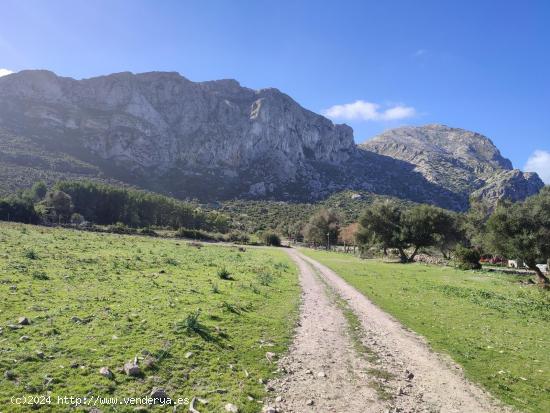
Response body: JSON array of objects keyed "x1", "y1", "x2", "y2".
[
  {"x1": 0, "y1": 223, "x2": 300, "y2": 412},
  {"x1": 301, "y1": 248, "x2": 550, "y2": 413}
]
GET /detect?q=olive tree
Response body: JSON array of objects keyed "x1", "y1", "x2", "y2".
[
  {"x1": 303, "y1": 209, "x2": 340, "y2": 248},
  {"x1": 485, "y1": 188, "x2": 550, "y2": 286},
  {"x1": 358, "y1": 201, "x2": 462, "y2": 263}
]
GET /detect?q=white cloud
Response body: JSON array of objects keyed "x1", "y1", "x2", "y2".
[
  {"x1": 524, "y1": 150, "x2": 550, "y2": 184},
  {"x1": 322, "y1": 100, "x2": 416, "y2": 122},
  {"x1": 0, "y1": 68, "x2": 14, "y2": 77}
]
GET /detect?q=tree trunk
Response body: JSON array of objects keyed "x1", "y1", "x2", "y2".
[
  {"x1": 397, "y1": 248, "x2": 408, "y2": 263},
  {"x1": 408, "y1": 246, "x2": 420, "y2": 263},
  {"x1": 531, "y1": 265, "x2": 550, "y2": 287}
]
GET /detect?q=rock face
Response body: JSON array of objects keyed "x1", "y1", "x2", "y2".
[
  {"x1": 0, "y1": 71, "x2": 544, "y2": 210},
  {"x1": 0, "y1": 70, "x2": 354, "y2": 200},
  {"x1": 360, "y1": 125, "x2": 544, "y2": 208}
]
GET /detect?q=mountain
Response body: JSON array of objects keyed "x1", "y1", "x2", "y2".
[
  {"x1": 0, "y1": 70, "x2": 543, "y2": 210},
  {"x1": 360, "y1": 125, "x2": 544, "y2": 206}
]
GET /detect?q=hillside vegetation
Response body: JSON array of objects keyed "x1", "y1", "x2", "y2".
[
  {"x1": 301, "y1": 249, "x2": 550, "y2": 413},
  {"x1": 0, "y1": 223, "x2": 300, "y2": 412}
]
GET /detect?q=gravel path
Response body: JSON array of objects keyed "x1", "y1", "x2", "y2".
[{"x1": 264, "y1": 249, "x2": 514, "y2": 413}]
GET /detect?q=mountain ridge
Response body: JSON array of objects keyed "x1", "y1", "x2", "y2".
[{"x1": 0, "y1": 70, "x2": 544, "y2": 210}]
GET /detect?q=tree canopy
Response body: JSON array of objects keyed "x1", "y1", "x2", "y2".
[
  {"x1": 357, "y1": 201, "x2": 462, "y2": 262},
  {"x1": 303, "y1": 209, "x2": 340, "y2": 248},
  {"x1": 485, "y1": 187, "x2": 550, "y2": 285}
]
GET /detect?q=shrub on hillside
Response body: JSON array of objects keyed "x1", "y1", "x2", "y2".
[
  {"x1": 175, "y1": 228, "x2": 219, "y2": 241},
  {"x1": 106, "y1": 222, "x2": 137, "y2": 235},
  {"x1": 261, "y1": 231, "x2": 281, "y2": 246},
  {"x1": 226, "y1": 231, "x2": 250, "y2": 244},
  {"x1": 139, "y1": 227, "x2": 158, "y2": 237},
  {"x1": 70, "y1": 213, "x2": 85, "y2": 225},
  {"x1": 453, "y1": 245, "x2": 481, "y2": 270}
]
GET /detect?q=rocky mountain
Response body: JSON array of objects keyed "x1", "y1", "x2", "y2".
[
  {"x1": 360, "y1": 125, "x2": 543, "y2": 206},
  {"x1": 0, "y1": 70, "x2": 544, "y2": 210}
]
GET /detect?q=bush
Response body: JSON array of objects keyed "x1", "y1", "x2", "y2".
[
  {"x1": 261, "y1": 231, "x2": 281, "y2": 246},
  {"x1": 70, "y1": 213, "x2": 85, "y2": 225},
  {"x1": 227, "y1": 231, "x2": 250, "y2": 244},
  {"x1": 24, "y1": 249, "x2": 39, "y2": 260},
  {"x1": 106, "y1": 222, "x2": 137, "y2": 235},
  {"x1": 175, "y1": 228, "x2": 220, "y2": 241},
  {"x1": 453, "y1": 245, "x2": 481, "y2": 270},
  {"x1": 139, "y1": 227, "x2": 158, "y2": 237}
]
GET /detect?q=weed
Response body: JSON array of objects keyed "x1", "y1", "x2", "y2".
[
  {"x1": 164, "y1": 257, "x2": 179, "y2": 266},
  {"x1": 257, "y1": 271, "x2": 274, "y2": 286},
  {"x1": 217, "y1": 267, "x2": 232, "y2": 280}
]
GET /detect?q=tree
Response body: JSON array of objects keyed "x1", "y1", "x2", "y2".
[
  {"x1": 357, "y1": 201, "x2": 461, "y2": 263},
  {"x1": 43, "y1": 190, "x2": 73, "y2": 223},
  {"x1": 463, "y1": 198, "x2": 493, "y2": 250},
  {"x1": 357, "y1": 201, "x2": 407, "y2": 260},
  {"x1": 303, "y1": 209, "x2": 340, "y2": 248},
  {"x1": 339, "y1": 223, "x2": 359, "y2": 252},
  {"x1": 30, "y1": 181, "x2": 48, "y2": 201},
  {"x1": 485, "y1": 188, "x2": 550, "y2": 286},
  {"x1": 261, "y1": 231, "x2": 281, "y2": 246},
  {"x1": 0, "y1": 196, "x2": 39, "y2": 224},
  {"x1": 426, "y1": 209, "x2": 464, "y2": 258}
]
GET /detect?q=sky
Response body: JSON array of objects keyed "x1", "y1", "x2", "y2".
[{"x1": 0, "y1": 0, "x2": 549, "y2": 182}]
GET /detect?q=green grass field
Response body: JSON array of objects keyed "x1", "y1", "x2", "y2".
[
  {"x1": 0, "y1": 223, "x2": 300, "y2": 412},
  {"x1": 300, "y1": 249, "x2": 550, "y2": 413}
]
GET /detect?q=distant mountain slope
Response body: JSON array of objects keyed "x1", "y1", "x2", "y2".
[
  {"x1": 360, "y1": 124, "x2": 543, "y2": 206},
  {"x1": 0, "y1": 70, "x2": 543, "y2": 209}
]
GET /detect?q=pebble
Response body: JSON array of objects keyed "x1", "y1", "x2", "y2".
[
  {"x1": 185, "y1": 351, "x2": 194, "y2": 358},
  {"x1": 4, "y1": 370, "x2": 16, "y2": 380},
  {"x1": 19, "y1": 335, "x2": 30, "y2": 342},
  {"x1": 123, "y1": 361, "x2": 141, "y2": 377},
  {"x1": 18, "y1": 317, "x2": 31, "y2": 325},
  {"x1": 306, "y1": 399, "x2": 314, "y2": 406},
  {"x1": 275, "y1": 396, "x2": 282, "y2": 402},
  {"x1": 317, "y1": 371, "x2": 326, "y2": 378},
  {"x1": 35, "y1": 351, "x2": 45, "y2": 359}
]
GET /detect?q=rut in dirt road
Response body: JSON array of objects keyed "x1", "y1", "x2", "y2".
[{"x1": 264, "y1": 249, "x2": 514, "y2": 413}]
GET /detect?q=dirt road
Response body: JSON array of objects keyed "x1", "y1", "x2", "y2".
[{"x1": 264, "y1": 249, "x2": 514, "y2": 413}]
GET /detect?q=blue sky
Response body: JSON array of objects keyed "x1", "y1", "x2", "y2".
[{"x1": 1, "y1": 0, "x2": 549, "y2": 182}]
